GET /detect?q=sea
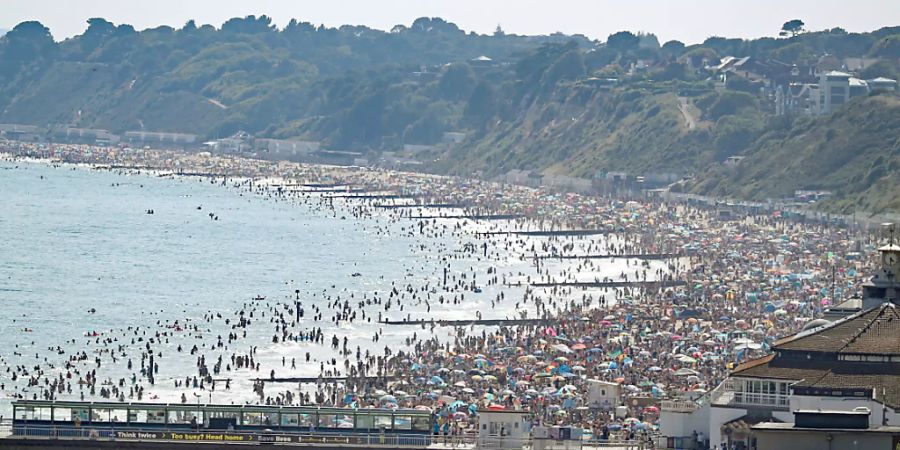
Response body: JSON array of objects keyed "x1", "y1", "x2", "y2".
[{"x1": 0, "y1": 159, "x2": 664, "y2": 418}]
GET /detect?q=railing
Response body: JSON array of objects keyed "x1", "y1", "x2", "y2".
[
  {"x1": 708, "y1": 381, "x2": 789, "y2": 409},
  {"x1": 4, "y1": 423, "x2": 652, "y2": 449}
]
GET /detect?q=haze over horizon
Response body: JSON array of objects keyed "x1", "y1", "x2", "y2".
[{"x1": 2, "y1": 0, "x2": 899, "y2": 44}]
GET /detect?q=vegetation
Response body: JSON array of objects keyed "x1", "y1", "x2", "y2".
[{"x1": 0, "y1": 17, "x2": 899, "y2": 212}]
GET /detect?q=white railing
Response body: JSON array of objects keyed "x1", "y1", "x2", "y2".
[{"x1": 709, "y1": 381, "x2": 789, "y2": 409}]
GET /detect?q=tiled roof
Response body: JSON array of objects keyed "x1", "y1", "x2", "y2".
[
  {"x1": 731, "y1": 360, "x2": 827, "y2": 381},
  {"x1": 732, "y1": 359, "x2": 900, "y2": 408},
  {"x1": 774, "y1": 303, "x2": 900, "y2": 355},
  {"x1": 731, "y1": 303, "x2": 900, "y2": 408},
  {"x1": 794, "y1": 373, "x2": 900, "y2": 409}
]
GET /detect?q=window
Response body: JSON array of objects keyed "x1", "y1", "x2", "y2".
[
  {"x1": 412, "y1": 416, "x2": 431, "y2": 431},
  {"x1": 53, "y1": 407, "x2": 72, "y2": 422},
  {"x1": 243, "y1": 411, "x2": 278, "y2": 427},
  {"x1": 73, "y1": 409, "x2": 90, "y2": 422},
  {"x1": 394, "y1": 415, "x2": 412, "y2": 430},
  {"x1": 208, "y1": 410, "x2": 241, "y2": 423},
  {"x1": 298, "y1": 413, "x2": 314, "y2": 427},
  {"x1": 243, "y1": 412, "x2": 264, "y2": 426},
  {"x1": 319, "y1": 414, "x2": 336, "y2": 428},
  {"x1": 15, "y1": 407, "x2": 51, "y2": 421},
  {"x1": 356, "y1": 414, "x2": 374, "y2": 429},
  {"x1": 374, "y1": 415, "x2": 392, "y2": 429},
  {"x1": 92, "y1": 409, "x2": 111, "y2": 422},
  {"x1": 281, "y1": 413, "x2": 299, "y2": 427},
  {"x1": 168, "y1": 410, "x2": 199, "y2": 424},
  {"x1": 146, "y1": 409, "x2": 166, "y2": 424},
  {"x1": 108, "y1": 409, "x2": 128, "y2": 423}
]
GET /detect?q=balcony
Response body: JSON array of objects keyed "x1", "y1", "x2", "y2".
[{"x1": 709, "y1": 378, "x2": 790, "y2": 410}]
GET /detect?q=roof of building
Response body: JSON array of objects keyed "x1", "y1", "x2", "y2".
[
  {"x1": 731, "y1": 303, "x2": 900, "y2": 408},
  {"x1": 773, "y1": 302, "x2": 900, "y2": 355},
  {"x1": 823, "y1": 70, "x2": 852, "y2": 78},
  {"x1": 752, "y1": 422, "x2": 900, "y2": 433}
]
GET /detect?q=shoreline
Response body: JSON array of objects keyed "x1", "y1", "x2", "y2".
[{"x1": 0, "y1": 144, "x2": 875, "y2": 438}]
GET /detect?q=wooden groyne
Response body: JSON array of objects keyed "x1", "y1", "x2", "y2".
[
  {"x1": 509, "y1": 280, "x2": 686, "y2": 288},
  {"x1": 295, "y1": 187, "x2": 368, "y2": 193},
  {"x1": 319, "y1": 193, "x2": 414, "y2": 200},
  {"x1": 534, "y1": 253, "x2": 680, "y2": 260},
  {"x1": 476, "y1": 229, "x2": 612, "y2": 237},
  {"x1": 373, "y1": 203, "x2": 464, "y2": 209},
  {"x1": 257, "y1": 375, "x2": 399, "y2": 384},
  {"x1": 380, "y1": 318, "x2": 549, "y2": 327},
  {"x1": 411, "y1": 214, "x2": 521, "y2": 220}
]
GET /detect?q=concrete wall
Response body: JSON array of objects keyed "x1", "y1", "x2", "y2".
[
  {"x1": 708, "y1": 406, "x2": 747, "y2": 447},
  {"x1": 790, "y1": 396, "x2": 899, "y2": 427},
  {"x1": 754, "y1": 429, "x2": 895, "y2": 450},
  {"x1": 660, "y1": 403, "x2": 710, "y2": 440}
]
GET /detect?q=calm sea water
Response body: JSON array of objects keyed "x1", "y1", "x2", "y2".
[{"x1": 0, "y1": 160, "x2": 655, "y2": 417}]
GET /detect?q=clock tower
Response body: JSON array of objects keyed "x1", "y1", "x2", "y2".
[{"x1": 862, "y1": 223, "x2": 900, "y2": 310}]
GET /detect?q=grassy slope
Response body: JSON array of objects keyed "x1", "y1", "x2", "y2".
[
  {"x1": 0, "y1": 61, "x2": 226, "y2": 133},
  {"x1": 690, "y1": 95, "x2": 900, "y2": 213},
  {"x1": 439, "y1": 86, "x2": 710, "y2": 178}
]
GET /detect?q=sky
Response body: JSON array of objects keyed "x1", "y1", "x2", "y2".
[{"x1": 2, "y1": 0, "x2": 899, "y2": 44}]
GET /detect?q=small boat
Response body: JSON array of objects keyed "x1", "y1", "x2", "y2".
[{"x1": 253, "y1": 295, "x2": 266, "y2": 301}]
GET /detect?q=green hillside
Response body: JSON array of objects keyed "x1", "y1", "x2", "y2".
[
  {"x1": 1, "y1": 18, "x2": 900, "y2": 212},
  {"x1": 689, "y1": 95, "x2": 900, "y2": 213}
]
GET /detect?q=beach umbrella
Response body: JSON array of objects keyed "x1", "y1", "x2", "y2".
[
  {"x1": 453, "y1": 381, "x2": 467, "y2": 388},
  {"x1": 471, "y1": 375, "x2": 483, "y2": 381},
  {"x1": 552, "y1": 344, "x2": 573, "y2": 353},
  {"x1": 380, "y1": 394, "x2": 397, "y2": 403},
  {"x1": 461, "y1": 387, "x2": 475, "y2": 394},
  {"x1": 674, "y1": 368, "x2": 699, "y2": 376},
  {"x1": 571, "y1": 365, "x2": 586, "y2": 372},
  {"x1": 648, "y1": 366, "x2": 663, "y2": 372},
  {"x1": 429, "y1": 376, "x2": 445, "y2": 385}
]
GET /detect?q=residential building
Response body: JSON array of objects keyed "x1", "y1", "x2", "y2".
[
  {"x1": 442, "y1": 132, "x2": 466, "y2": 144},
  {"x1": 0, "y1": 123, "x2": 41, "y2": 141},
  {"x1": 255, "y1": 138, "x2": 320, "y2": 161},
  {"x1": 124, "y1": 131, "x2": 198, "y2": 146},
  {"x1": 868, "y1": 77, "x2": 898, "y2": 92},
  {"x1": 51, "y1": 126, "x2": 119, "y2": 145},
  {"x1": 586, "y1": 379, "x2": 621, "y2": 410},
  {"x1": 814, "y1": 71, "x2": 852, "y2": 114}
]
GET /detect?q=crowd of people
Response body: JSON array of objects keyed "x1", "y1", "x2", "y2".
[{"x1": 0, "y1": 143, "x2": 881, "y2": 442}]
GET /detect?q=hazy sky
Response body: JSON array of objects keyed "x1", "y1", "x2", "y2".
[{"x1": 2, "y1": 0, "x2": 899, "y2": 44}]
